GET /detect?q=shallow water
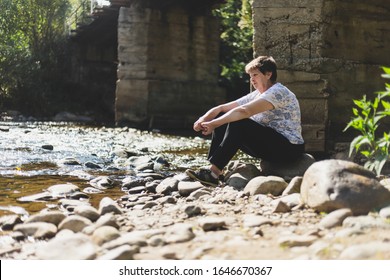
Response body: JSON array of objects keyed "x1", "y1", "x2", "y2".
[{"x1": 0, "y1": 121, "x2": 212, "y2": 216}]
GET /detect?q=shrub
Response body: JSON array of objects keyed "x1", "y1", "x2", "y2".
[{"x1": 344, "y1": 67, "x2": 390, "y2": 175}]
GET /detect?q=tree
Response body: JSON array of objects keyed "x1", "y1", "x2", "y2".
[
  {"x1": 213, "y1": 0, "x2": 254, "y2": 100},
  {"x1": 0, "y1": 0, "x2": 71, "y2": 116}
]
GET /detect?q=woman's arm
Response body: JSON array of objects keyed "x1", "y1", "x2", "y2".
[
  {"x1": 200, "y1": 98, "x2": 274, "y2": 135},
  {"x1": 193, "y1": 100, "x2": 239, "y2": 131}
]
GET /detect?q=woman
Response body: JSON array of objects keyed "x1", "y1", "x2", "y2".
[{"x1": 186, "y1": 56, "x2": 305, "y2": 187}]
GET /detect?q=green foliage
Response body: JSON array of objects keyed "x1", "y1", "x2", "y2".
[
  {"x1": 344, "y1": 67, "x2": 390, "y2": 175},
  {"x1": 213, "y1": 0, "x2": 254, "y2": 100},
  {"x1": 0, "y1": 0, "x2": 71, "y2": 116}
]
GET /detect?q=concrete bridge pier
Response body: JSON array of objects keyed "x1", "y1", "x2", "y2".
[{"x1": 115, "y1": 0, "x2": 225, "y2": 128}]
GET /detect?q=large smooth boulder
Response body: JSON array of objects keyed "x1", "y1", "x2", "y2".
[
  {"x1": 259, "y1": 153, "x2": 315, "y2": 179},
  {"x1": 300, "y1": 159, "x2": 390, "y2": 215}
]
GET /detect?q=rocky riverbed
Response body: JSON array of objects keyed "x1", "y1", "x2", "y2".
[{"x1": 1, "y1": 121, "x2": 390, "y2": 260}]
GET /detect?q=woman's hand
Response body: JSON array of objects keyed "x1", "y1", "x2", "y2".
[
  {"x1": 193, "y1": 118, "x2": 205, "y2": 132},
  {"x1": 200, "y1": 121, "x2": 216, "y2": 136}
]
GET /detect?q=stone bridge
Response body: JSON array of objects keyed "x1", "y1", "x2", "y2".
[{"x1": 70, "y1": 0, "x2": 390, "y2": 153}]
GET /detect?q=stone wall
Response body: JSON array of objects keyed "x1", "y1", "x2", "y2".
[
  {"x1": 115, "y1": 0, "x2": 225, "y2": 128},
  {"x1": 69, "y1": 11, "x2": 118, "y2": 121},
  {"x1": 252, "y1": 0, "x2": 390, "y2": 152}
]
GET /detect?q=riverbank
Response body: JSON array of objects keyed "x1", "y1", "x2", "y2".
[{"x1": 0, "y1": 122, "x2": 390, "y2": 260}]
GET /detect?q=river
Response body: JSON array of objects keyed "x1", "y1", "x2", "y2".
[{"x1": 0, "y1": 121, "x2": 215, "y2": 216}]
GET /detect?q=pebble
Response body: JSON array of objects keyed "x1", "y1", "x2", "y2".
[
  {"x1": 278, "y1": 234, "x2": 318, "y2": 248},
  {"x1": 282, "y1": 176, "x2": 302, "y2": 195},
  {"x1": 47, "y1": 183, "x2": 79, "y2": 197},
  {"x1": 244, "y1": 176, "x2": 288, "y2": 196},
  {"x1": 198, "y1": 217, "x2": 227, "y2": 231},
  {"x1": 342, "y1": 215, "x2": 390, "y2": 230},
  {"x1": 97, "y1": 244, "x2": 139, "y2": 260},
  {"x1": 184, "y1": 205, "x2": 203, "y2": 217},
  {"x1": 0, "y1": 215, "x2": 22, "y2": 231},
  {"x1": 339, "y1": 242, "x2": 390, "y2": 259},
  {"x1": 14, "y1": 222, "x2": 57, "y2": 239},
  {"x1": 2, "y1": 144, "x2": 390, "y2": 261},
  {"x1": 164, "y1": 223, "x2": 195, "y2": 243},
  {"x1": 99, "y1": 197, "x2": 123, "y2": 215},
  {"x1": 91, "y1": 226, "x2": 120, "y2": 245},
  {"x1": 58, "y1": 215, "x2": 93, "y2": 232},
  {"x1": 319, "y1": 208, "x2": 353, "y2": 229},
  {"x1": 242, "y1": 215, "x2": 272, "y2": 228},
  {"x1": 178, "y1": 181, "x2": 204, "y2": 196},
  {"x1": 73, "y1": 205, "x2": 100, "y2": 222},
  {"x1": 24, "y1": 211, "x2": 66, "y2": 226}
]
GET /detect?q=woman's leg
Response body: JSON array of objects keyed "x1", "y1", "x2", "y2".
[
  {"x1": 208, "y1": 118, "x2": 304, "y2": 170},
  {"x1": 188, "y1": 118, "x2": 304, "y2": 186}
]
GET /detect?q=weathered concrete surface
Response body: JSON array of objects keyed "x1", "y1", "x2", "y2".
[
  {"x1": 252, "y1": 0, "x2": 390, "y2": 152},
  {"x1": 115, "y1": 1, "x2": 225, "y2": 128}
]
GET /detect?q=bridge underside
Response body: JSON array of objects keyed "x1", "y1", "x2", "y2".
[
  {"x1": 70, "y1": 0, "x2": 225, "y2": 129},
  {"x1": 115, "y1": 0, "x2": 225, "y2": 128}
]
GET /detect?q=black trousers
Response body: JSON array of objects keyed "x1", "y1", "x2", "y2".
[{"x1": 208, "y1": 118, "x2": 305, "y2": 171}]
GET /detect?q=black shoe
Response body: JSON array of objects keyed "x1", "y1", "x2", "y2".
[{"x1": 185, "y1": 169, "x2": 223, "y2": 187}]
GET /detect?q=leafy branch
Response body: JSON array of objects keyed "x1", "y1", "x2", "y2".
[{"x1": 344, "y1": 67, "x2": 390, "y2": 175}]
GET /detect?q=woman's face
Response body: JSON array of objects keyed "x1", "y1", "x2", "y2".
[{"x1": 248, "y1": 69, "x2": 271, "y2": 90}]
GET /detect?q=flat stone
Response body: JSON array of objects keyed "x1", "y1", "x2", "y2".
[
  {"x1": 319, "y1": 208, "x2": 353, "y2": 229},
  {"x1": 25, "y1": 211, "x2": 67, "y2": 226},
  {"x1": 91, "y1": 226, "x2": 120, "y2": 245},
  {"x1": 273, "y1": 193, "x2": 302, "y2": 208},
  {"x1": 97, "y1": 244, "x2": 139, "y2": 260},
  {"x1": 282, "y1": 176, "x2": 303, "y2": 195},
  {"x1": 198, "y1": 217, "x2": 227, "y2": 231},
  {"x1": 59, "y1": 199, "x2": 90, "y2": 211},
  {"x1": 226, "y1": 173, "x2": 249, "y2": 190},
  {"x1": 271, "y1": 200, "x2": 291, "y2": 213},
  {"x1": 41, "y1": 144, "x2": 54, "y2": 150},
  {"x1": 73, "y1": 205, "x2": 100, "y2": 222},
  {"x1": 14, "y1": 222, "x2": 57, "y2": 239},
  {"x1": 0, "y1": 215, "x2": 23, "y2": 231},
  {"x1": 47, "y1": 183, "x2": 79, "y2": 197},
  {"x1": 36, "y1": 233, "x2": 97, "y2": 260},
  {"x1": 188, "y1": 189, "x2": 212, "y2": 200},
  {"x1": 164, "y1": 223, "x2": 195, "y2": 243},
  {"x1": 184, "y1": 205, "x2": 203, "y2": 217},
  {"x1": 128, "y1": 186, "x2": 146, "y2": 194},
  {"x1": 89, "y1": 176, "x2": 117, "y2": 189},
  {"x1": 242, "y1": 215, "x2": 272, "y2": 228},
  {"x1": 342, "y1": 215, "x2": 390, "y2": 230},
  {"x1": 95, "y1": 213, "x2": 120, "y2": 229},
  {"x1": 244, "y1": 176, "x2": 287, "y2": 196},
  {"x1": 339, "y1": 242, "x2": 390, "y2": 259},
  {"x1": 178, "y1": 181, "x2": 204, "y2": 196},
  {"x1": 58, "y1": 215, "x2": 93, "y2": 232},
  {"x1": 59, "y1": 157, "x2": 81, "y2": 165},
  {"x1": 156, "y1": 177, "x2": 179, "y2": 195},
  {"x1": 17, "y1": 192, "x2": 54, "y2": 202},
  {"x1": 99, "y1": 197, "x2": 123, "y2": 215},
  {"x1": 278, "y1": 234, "x2": 318, "y2": 248},
  {"x1": 224, "y1": 161, "x2": 261, "y2": 181},
  {"x1": 83, "y1": 187, "x2": 104, "y2": 194},
  {"x1": 102, "y1": 229, "x2": 163, "y2": 250},
  {"x1": 84, "y1": 161, "x2": 102, "y2": 169},
  {"x1": 122, "y1": 176, "x2": 148, "y2": 189}
]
